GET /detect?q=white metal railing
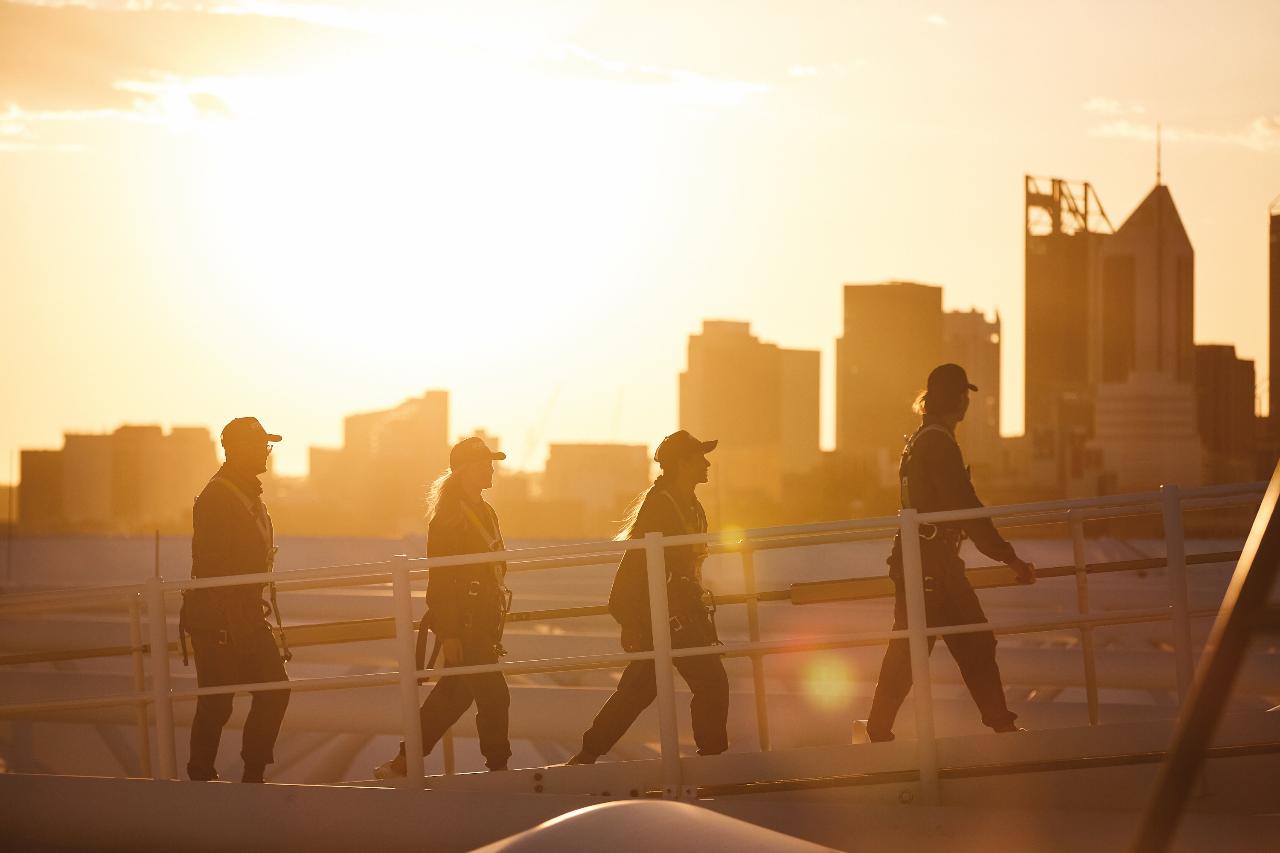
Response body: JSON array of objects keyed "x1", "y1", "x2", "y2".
[{"x1": 0, "y1": 481, "x2": 1266, "y2": 802}]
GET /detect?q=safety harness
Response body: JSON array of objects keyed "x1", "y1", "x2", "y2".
[
  {"x1": 414, "y1": 500, "x2": 512, "y2": 681},
  {"x1": 656, "y1": 489, "x2": 719, "y2": 644},
  {"x1": 178, "y1": 476, "x2": 291, "y2": 665},
  {"x1": 898, "y1": 423, "x2": 965, "y2": 562}
]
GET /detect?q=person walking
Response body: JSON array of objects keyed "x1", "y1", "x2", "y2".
[
  {"x1": 182, "y1": 417, "x2": 291, "y2": 783},
  {"x1": 375, "y1": 436, "x2": 513, "y2": 777},
  {"x1": 865, "y1": 364, "x2": 1036, "y2": 742},
  {"x1": 566, "y1": 430, "x2": 729, "y2": 765}
]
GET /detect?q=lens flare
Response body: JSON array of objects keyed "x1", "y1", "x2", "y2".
[{"x1": 800, "y1": 655, "x2": 855, "y2": 711}]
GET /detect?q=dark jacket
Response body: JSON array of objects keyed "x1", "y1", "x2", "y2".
[
  {"x1": 891, "y1": 415, "x2": 1016, "y2": 571},
  {"x1": 608, "y1": 477, "x2": 710, "y2": 631},
  {"x1": 184, "y1": 465, "x2": 275, "y2": 630},
  {"x1": 424, "y1": 490, "x2": 509, "y2": 642}
]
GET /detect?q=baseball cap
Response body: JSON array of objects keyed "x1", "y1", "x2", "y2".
[
  {"x1": 927, "y1": 363, "x2": 978, "y2": 395},
  {"x1": 450, "y1": 436, "x2": 506, "y2": 468},
  {"x1": 221, "y1": 417, "x2": 281, "y2": 446},
  {"x1": 654, "y1": 430, "x2": 718, "y2": 467}
]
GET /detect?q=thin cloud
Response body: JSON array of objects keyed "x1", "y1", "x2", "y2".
[
  {"x1": 924, "y1": 13, "x2": 947, "y2": 27},
  {"x1": 1092, "y1": 116, "x2": 1280, "y2": 153},
  {"x1": 1083, "y1": 97, "x2": 1146, "y2": 115}
]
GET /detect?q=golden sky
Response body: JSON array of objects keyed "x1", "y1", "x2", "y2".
[{"x1": 2, "y1": 0, "x2": 1278, "y2": 477}]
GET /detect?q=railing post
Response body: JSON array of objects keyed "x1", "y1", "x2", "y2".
[
  {"x1": 144, "y1": 576, "x2": 176, "y2": 780},
  {"x1": 1069, "y1": 511, "x2": 1100, "y2": 726},
  {"x1": 741, "y1": 547, "x2": 770, "y2": 752},
  {"x1": 1161, "y1": 485, "x2": 1195, "y2": 703},
  {"x1": 128, "y1": 593, "x2": 153, "y2": 777},
  {"x1": 392, "y1": 555, "x2": 424, "y2": 786},
  {"x1": 644, "y1": 531, "x2": 682, "y2": 799},
  {"x1": 899, "y1": 508, "x2": 939, "y2": 805}
]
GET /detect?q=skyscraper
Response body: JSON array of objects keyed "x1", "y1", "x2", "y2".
[
  {"x1": 1091, "y1": 183, "x2": 1202, "y2": 492},
  {"x1": 1269, "y1": 197, "x2": 1280, "y2": 422},
  {"x1": 836, "y1": 282, "x2": 942, "y2": 481},
  {"x1": 679, "y1": 321, "x2": 819, "y2": 519},
  {"x1": 943, "y1": 309, "x2": 1002, "y2": 476},
  {"x1": 1196, "y1": 345, "x2": 1256, "y2": 484},
  {"x1": 1023, "y1": 177, "x2": 1113, "y2": 492}
]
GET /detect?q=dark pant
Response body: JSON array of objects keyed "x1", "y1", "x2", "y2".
[
  {"x1": 866, "y1": 563, "x2": 1016, "y2": 738},
  {"x1": 188, "y1": 621, "x2": 290, "y2": 780},
  {"x1": 581, "y1": 627, "x2": 729, "y2": 758},
  {"x1": 416, "y1": 636, "x2": 510, "y2": 770}
]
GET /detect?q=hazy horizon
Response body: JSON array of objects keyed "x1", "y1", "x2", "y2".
[{"x1": 3, "y1": 0, "x2": 1278, "y2": 478}]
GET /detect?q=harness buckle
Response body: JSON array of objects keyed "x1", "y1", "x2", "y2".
[
  {"x1": 919, "y1": 523, "x2": 939, "y2": 541},
  {"x1": 466, "y1": 580, "x2": 482, "y2": 597},
  {"x1": 669, "y1": 615, "x2": 685, "y2": 633}
]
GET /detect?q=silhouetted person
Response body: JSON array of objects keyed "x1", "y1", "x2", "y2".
[
  {"x1": 182, "y1": 417, "x2": 290, "y2": 783},
  {"x1": 375, "y1": 437, "x2": 513, "y2": 778},
  {"x1": 567, "y1": 430, "x2": 729, "y2": 764},
  {"x1": 865, "y1": 364, "x2": 1035, "y2": 742}
]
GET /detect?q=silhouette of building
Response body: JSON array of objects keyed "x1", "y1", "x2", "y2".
[
  {"x1": 680, "y1": 321, "x2": 819, "y2": 522},
  {"x1": 60, "y1": 434, "x2": 113, "y2": 529},
  {"x1": 306, "y1": 391, "x2": 450, "y2": 536},
  {"x1": 1024, "y1": 177, "x2": 1114, "y2": 494},
  {"x1": 1270, "y1": 198, "x2": 1280, "y2": 423},
  {"x1": 542, "y1": 443, "x2": 650, "y2": 536},
  {"x1": 1196, "y1": 345, "x2": 1256, "y2": 484},
  {"x1": 18, "y1": 450, "x2": 62, "y2": 532},
  {"x1": 1091, "y1": 183, "x2": 1202, "y2": 492},
  {"x1": 836, "y1": 283, "x2": 942, "y2": 484},
  {"x1": 18, "y1": 426, "x2": 216, "y2": 533},
  {"x1": 943, "y1": 309, "x2": 1002, "y2": 477}
]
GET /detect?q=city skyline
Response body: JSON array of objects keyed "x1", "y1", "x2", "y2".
[{"x1": 2, "y1": 1, "x2": 1278, "y2": 480}]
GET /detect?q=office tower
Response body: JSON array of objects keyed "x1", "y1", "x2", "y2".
[
  {"x1": 680, "y1": 321, "x2": 820, "y2": 516},
  {"x1": 309, "y1": 390, "x2": 450, "y2": 535},
  {"x1": 1091, "y1": 183, "x2": 1202, "y2": 492},
  {"x1": 1196, "y1": 345, "x2": 1256, "y2": 483},
  {"x1": 110, "y1": 425, "x2": 167, "y2": 530},
  {"x1": 943, "y1": 309, "x2": 1002, "y2": 475},
  {"x1": 60, "y1": 434, "x2": 113, "y2": 529},
  {"x1": 836, "y1": 282, "x2": 942, "y2": 481},
  {"x1": 1024, "y1": 177, "x2": 1113, "y2": 492},
  {"x1": 544, "y1": 443, "x2": 650, "y2": 534},
  {"x1": 1269, "y1": 199, "x2": 1280, "y2": 422},
  {"x1": 18, "y1": 449, "x2": 63, "y2": 532}
]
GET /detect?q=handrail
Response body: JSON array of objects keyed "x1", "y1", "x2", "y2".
[
  {"x1": 0, "y1": 550, "x2": 1244, "y2": 669},
  {"x1": 0, "y1": 481, "x2": 1265, "y2": 796}
]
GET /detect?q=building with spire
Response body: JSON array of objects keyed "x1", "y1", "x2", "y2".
[{"x1": 1091, "y1": 182, "x2": 1202, "y2": 492}]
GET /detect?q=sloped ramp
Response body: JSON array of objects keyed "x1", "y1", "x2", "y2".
[{"x1": 473, "y1": 800, "x2": 837, "y2": 852}]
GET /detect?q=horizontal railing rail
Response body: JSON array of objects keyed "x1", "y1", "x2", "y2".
[{"x1": 0, "y1": 480, "x2": 1265, "y2": 800}]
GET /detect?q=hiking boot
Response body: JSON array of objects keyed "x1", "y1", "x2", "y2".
[
  {"x1": 993, "y1": 723, "x2": 1027, "y2": 734},
  {"x1": 373, "y1": 754, "x2": 407, "y2": 780},
  {"x1": 242, "y1": 763, "x2": 266, "y2": 784},
  {"x1": 564, "y1": 750, "x2": 597, "y2": 766}
]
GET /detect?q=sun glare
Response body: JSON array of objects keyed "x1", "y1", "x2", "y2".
[{"x1": 190, "y1": 49, "x2": 680, "y2": 369}]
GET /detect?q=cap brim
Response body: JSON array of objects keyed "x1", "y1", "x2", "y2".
[
  {"x1": 699, "y1": 439, "x2": 718, "y2": 454},
  {"x1": 491, "y1": 451, "x2": 507, "y2": 461},
  {"x1": 265, "y1": 433, "x2": 283, "y2": 442},
  {"x1": 967, "y1": 384, "x2": 978, "y2": 392}
]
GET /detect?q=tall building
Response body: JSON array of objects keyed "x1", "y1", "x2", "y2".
[
  {"x1": 60, "y1": 434, "x2": 113, "y2": 529},
  {"x1": 1023, "y1": 177, "x2": 1114, "y2": 492},
  {"x1": 1196, "y1": 345, "x2": 1256, "y2": 484},
  {"x1": 836, "y1": 282, "x2": 942, "y2": 482},
  {"x1": 680, "y1": 321, "x2": 820, "y2": 517},
  {"x1": 308, "y1": 390, "x2": 450, "y2": 535},
  {"x1": 1091, "y1": 183, "x2": 1202, "y2": 492},
  {"x1": 943, "y1": 309, "x2": 1002, "y2": 475},
  {"x1": 1269, "y1": 198, "x2": 1280, "y2": 421},
  {"x1": 18, "y1": 449, "x2": 62, "y2": 532},
  {"x1": 110, "y1": 426, "x2": 167, "y2": 530},
  {"x1": 543, "y1": 443, "x2": 650, "y2": 536}
]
